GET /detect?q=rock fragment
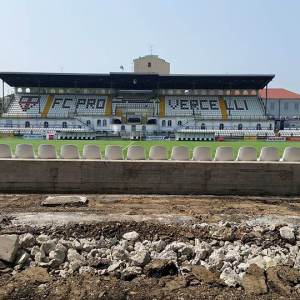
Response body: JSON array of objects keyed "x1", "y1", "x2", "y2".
[
  {"x1": 241, "y1": 264, "x2": 268, "y2": 295},
  {"x1": 0, "y1": 234, "x2": 19, "y2": 263}
]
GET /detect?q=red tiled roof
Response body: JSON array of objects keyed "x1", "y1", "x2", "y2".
[{"x1": 259, "y1": 88, "x2": 300, "y2": 100}]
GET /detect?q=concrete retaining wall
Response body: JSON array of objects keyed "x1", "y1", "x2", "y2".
[{"x1": 0, "y1": 159, "x2": 299, "y2": 196}]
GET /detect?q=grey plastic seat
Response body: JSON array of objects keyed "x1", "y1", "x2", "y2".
[
  {"x1": 82, "y1": 145, "x2": 101, "y2": 159},
  {"x1": 15, "y1": 144, "x2": 35, "y2": 159},
  {"x1": 171, "y1": 146, "x2": 189, "y2": 161},
  {"x1": 105, "y1": 145, "x2": 123, "y2": 160},
  {"x1": 214, "y1": 146, "x2": 234, "y2": 161},
  {"x1": 38, "y1": 144, "x2": 57, "y2": 159},
  {"x1": 192, "y1": 146, "x2": 212, "y2": 161},
  {"x1": 0, "y1": 144, "x2": 12, "y2": 158},
  {"x1": 60, "y1": 145, "x2": 80, "y2": 159},
  {"x1": 149, "y1": 145, "x2": 168, "y2": 160},
  {"x1": 258, "y1": 147, "x2": 279, "y2": 161},
  {"x1": 236, "y1": 147, "x2": 257, "y2": 161},
  {"x1": 281, "y1": 147, "x2": 300, "y2": 162},
  {"x1": 127, "y1": 145, "x2": 145, "y2": 160}
]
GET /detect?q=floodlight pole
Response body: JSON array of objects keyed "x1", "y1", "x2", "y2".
[
  {"x1": 265, "y1": 84, "x2": 268, "y2": 116},
  {"x1": 2, "y1": 79, "x2": 4, "y2": 114}
]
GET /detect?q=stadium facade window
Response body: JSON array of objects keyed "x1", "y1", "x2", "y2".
[
  {"x1": 256, "y1": 123, "x2": 262, "y2": 130},
  {"x1": 103, "y1": 120, "x2": 107, "y2": 127},
  {"x1": 162, "y1": 120, "x2": 166, "y2": 127},
  {"x1": 177, "y1": 120, "x2": 182, "y2": 126},
  {"x1": 201, "y1": 123, "x2": 206, "y2": 130},
  {"x1": 121, "y1": 125, "x2": 126, "y2": 131},
  {"x1": 147, "y1": 62, "x2": 151, "y2": 68},
  {"x1": 112, "y1": 119, "x2": 122, "y2": 124},
  {"x1": 270, "y1": 102, "x2": 275, "y2": 111},
  {"x1": 147, "y1": 119, "x2": 157, "y2": 125},
  {"x1": 86, "y1": 120, "x2": 91, "y2": 126},
  {"x1": 167, "y1": 120, "x2": 172, "y2": 127},
  {"x1": 62, "y1": 122, "x2": 67, "y2": 128},
  {"x1": 219, "y1": 123, "x2": 224, "y2": 130},
  {"x1": 238, "y1": 123, "x2": 243, "y2": 130},
  {"x1": 295, "y1": 103, "x2": 299, "y2": 111},
  {"x1": 284, "y1": 103, "x2": 289, "y2": 111},
  {"x1": 44, "y1": 121, "x2": 49, "y2": 128},
  {"x1": 97, "y1": 120, "x2": 101, "y2": 126},
  {"x1": 25, "y1": 121, "x2": 30, "y2": 128}
]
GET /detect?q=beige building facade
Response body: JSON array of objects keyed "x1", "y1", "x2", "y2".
[{"x1": 133, "y1": 55, "x2": 170, "y2": 75}]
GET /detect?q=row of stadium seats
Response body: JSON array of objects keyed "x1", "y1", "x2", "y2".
[
  {"x1": 179, "y1": 130, "x2": 275, "y2": 136},
  {"x1": 0, "y1": 144, "x2": 299, "y2": 162},
  {"x1": 0, "y1": 127, "x2": 86, "y2": 134},
  {"x1": 165, "y1": 96, "x2": 265, "y2": 118},
  {"x1": 279, "y1": 130, "x2": 300, "y2": 137},
  {"x1": 4, "y1": 94, "x2": 107, "y2": 117}
]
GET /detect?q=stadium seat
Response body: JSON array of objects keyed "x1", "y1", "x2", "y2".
[
  {"x1": 60, "y1": 145, "x2": 80, "y2": 159},
  {"x1": 236, "y1": 147, "x2": 257, "y2": 161},
  {"x1": 192, "y1": 146, "x2": 212, "y2": 161},
  {"x1": 15, "y1": 144, "x2": 35, "y2": 159},
  {"x1": 258, "y1": 147, "x2": 279, "y2": 161},
  {"x1": 281, "y1": 147, "x2": 300, "y2": 162},
  {"x1": 127, "y1": 145, "x2": 145, "y2": 160},
  {"x1": 105, "y1": 145, "x2": 123, "y2": 160},
  {"x1": 149, "y1": 145, "x2": 168, "y2": 160},
  {"x1": 171, "y1": 146, "x2": 189, "y2": 161},
  {"x1": 38, "y1": 144, "x2": 57, "y2": 159},
  {"x1": 0, "y1": 144, "x2": 12, "y2": 158},
  {"x1": 214, "y1": 146, "x2": 234, "y2": 161},
  {"x1": 82, "y1": 145, "x2": 101, "y2": 159}
]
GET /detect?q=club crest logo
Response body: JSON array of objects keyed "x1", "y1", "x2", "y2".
[{"x1": 19, "y1": 96, "x2": 40, "y2": 111}]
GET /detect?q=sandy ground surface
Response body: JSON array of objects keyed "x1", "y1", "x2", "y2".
[
  {"x1": 1, "y1": 194, "x2": 300, "y2": 300},
  {"x1": 1, "y1": 194, "x2": 300, "y2": 224}
]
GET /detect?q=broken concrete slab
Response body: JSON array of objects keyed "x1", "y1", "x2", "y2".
[
  {"x1": 0, "y1": 234, "x2": 19, "y2": 263},
  {"x1": 41, "y1": 196, "x2": 88, "y2": 207}
]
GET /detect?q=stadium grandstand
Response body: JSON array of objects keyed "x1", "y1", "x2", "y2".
[{"x1": 0, "y1": 55, "x2": 299, "y2": 141}]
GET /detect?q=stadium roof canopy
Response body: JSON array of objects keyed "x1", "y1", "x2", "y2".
[{"x1": 0, "y1": 72, "x2": 274, "y2": 90}]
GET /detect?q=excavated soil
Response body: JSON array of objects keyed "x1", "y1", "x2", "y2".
[{"x1": 1, "y1": 194, "x2": 300, "y2": 300}]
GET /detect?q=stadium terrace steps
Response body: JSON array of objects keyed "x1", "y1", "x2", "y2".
[
  {"x1": 105, "y1": 96, "x2": 113, "y2": 116},
  {"x1": 159, "y1": 96, "x2": 165, "y2": 117},
  {"x1": 41, "y1": 95, "x2": 54, "y2": 117},
  {"x1": 219, "y1": 97, "x2": 228, "y2": 120}
]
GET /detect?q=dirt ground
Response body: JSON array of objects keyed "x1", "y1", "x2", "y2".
[
  {"x1": 1, "y1": 194, "x2": 300, "y2": 300},
  {"x1": 1, "y1": 194, "x2": 300, "y2": 224}
]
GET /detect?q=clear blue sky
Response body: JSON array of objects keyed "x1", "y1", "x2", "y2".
[{"x1": 0, "y1": 0, "x2": 299, "y2": 94}]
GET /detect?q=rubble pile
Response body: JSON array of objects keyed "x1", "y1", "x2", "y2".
[{"x1": 1, "y1": 221, "x2": 300, "y2": 296}]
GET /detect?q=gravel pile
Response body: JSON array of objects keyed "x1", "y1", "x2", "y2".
[{"x1": 1, "y1": 221, "x2": 300, "y2": 296}]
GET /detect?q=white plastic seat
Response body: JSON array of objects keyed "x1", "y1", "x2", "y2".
[
  {"x1": 82, "y1": 145, "x2": 101, "y2": 159},
  {"x1": 281, "y1": 147, "x2": 300, "y2": 162},
  {"x1": 60, "y1": 145, "x2": 80, "y2": 159},
  {"x1": 15, "y1": 144, "x2": 35, "y2": 159},
  {"x1": 149, "y1": 145, "x2": 168, "y2": 160},
  {"x1": 214, "y1": 146, "x2": 234, "y2": 161},
  {"x1": 38, "y1": 144, "x2": 57, "y2": 159},
  {"x1": 236, "y1": 147, "x2": 257, "y2": 161},
  {"x1": 192, "y1": 146, "x2": 211, "y2": 161},
  {"x1": 0, "y1": 144, "x2": 12, "y2": 158},
  {"x1": 258, "y1": 147, "x2": 279, "y2": 161},
  {"x1": 171, "y1": 146, "x2": 189, "y2": 161},
  {"x1": 105, "y1": 145, "x2": 123, "y2": 160},
  {"x1": 127, "y1": 145, "x2": 145, "y2": 160}
]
